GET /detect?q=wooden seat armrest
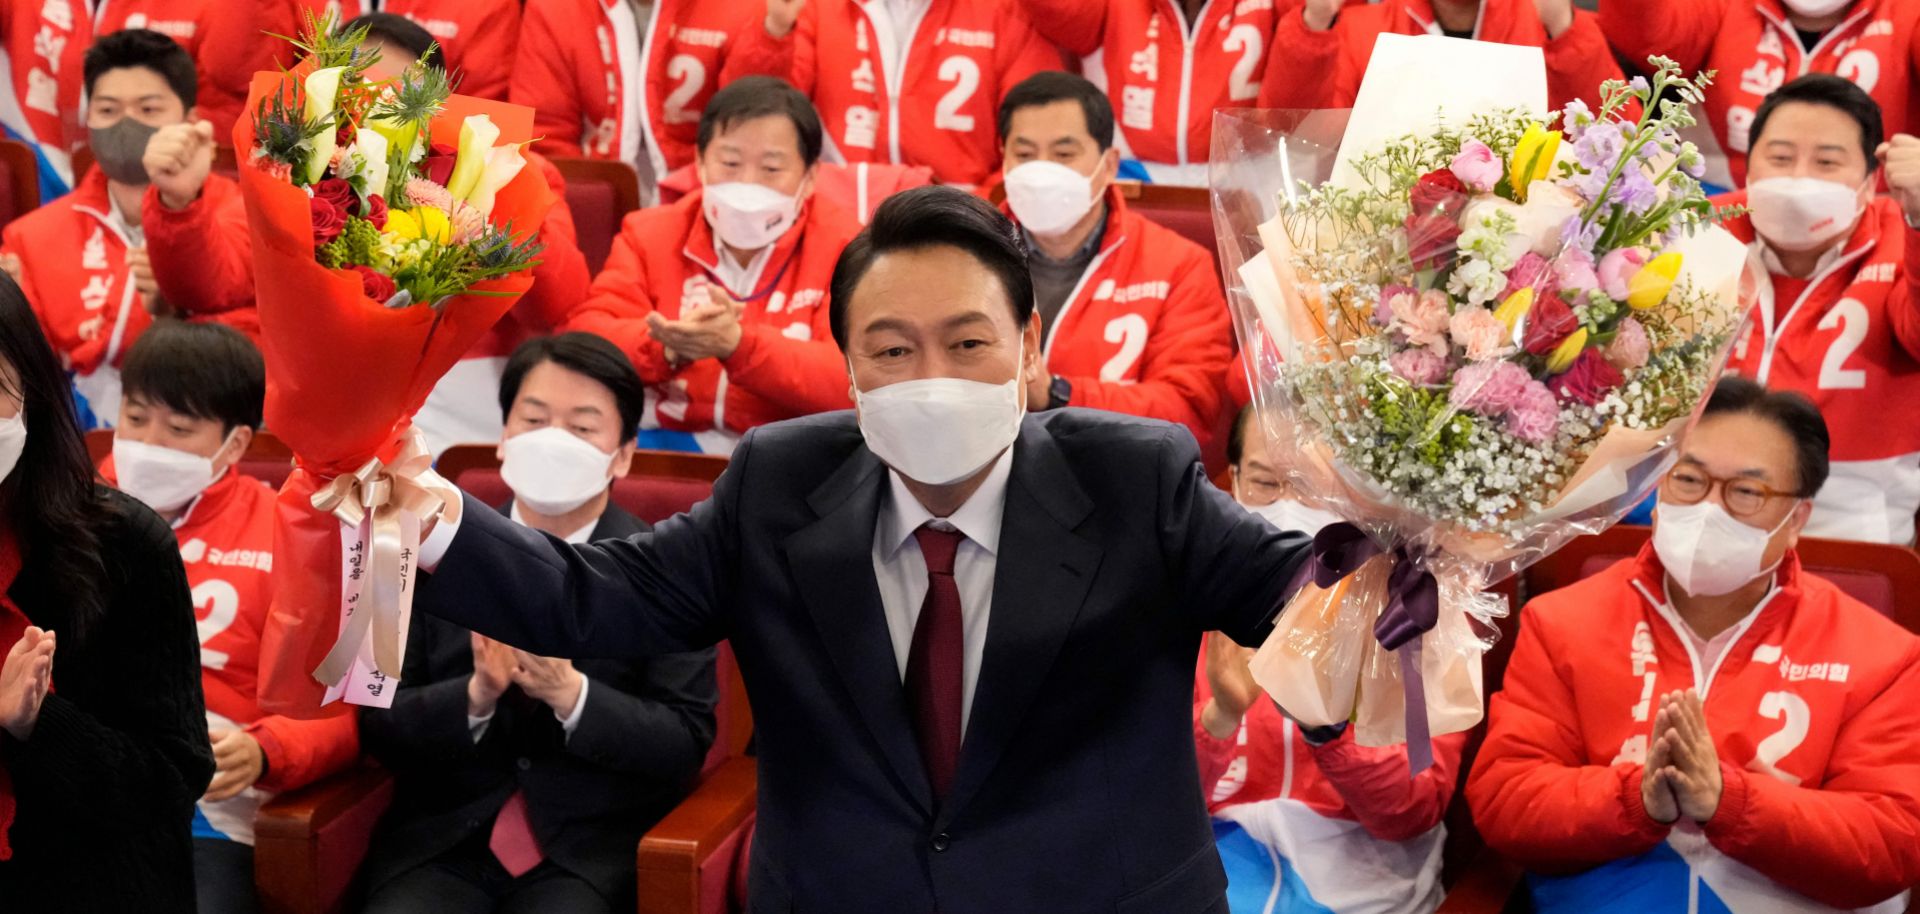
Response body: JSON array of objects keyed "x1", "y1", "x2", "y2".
[
  {"x1": 637, "y1": 756, "x2": 758, "y2": 914},
  {"x1": 254, "y1": 763, "x2": 395, "y2": 914}
]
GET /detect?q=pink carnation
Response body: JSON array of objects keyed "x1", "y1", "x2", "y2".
[
  {"x1": 404, "y1": 177, "x2": 454, "y2": 212},
  {"x1": 1390, "y1": 347, "x2": 1448, "y2": 386},
  {"x1": 1503, "y1": 381, "x2": 1561, "y2": 444},
  {"x1": 1605, "y1": 316, "x2": 1651, "y2": 370},
  {"x1": 1503, "y1": 251, "x2": 1555, "y2": 301},
  {"x1": 1447, "y1": 360, "x2": 1532, "y2": 416},
  {"x1": 449, "y1": 202, "x2": 487, "y2": 243},
  {"x1": 1391, "y1": 287, "x2": 1453, "y2": 354},
  {"x1": 1449, "y1": 306, "x2": 1512, "y2": 361},
  {"x1": 1597, "y1": 247, "x2": 1649, "y2": 301},
  {"x1": 1449, "y1": 138, "x2": 1503, "y2": 193}
]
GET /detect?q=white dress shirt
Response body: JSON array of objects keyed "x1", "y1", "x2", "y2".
[
  {"x1": 870, "y1": 448, "x2": 1012, "y2": 736},
  {"x1": 466, "y1": 502, "x2": 598, "y2": 742}
]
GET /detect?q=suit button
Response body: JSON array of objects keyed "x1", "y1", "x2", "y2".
[
  {"x1": 516, "y1": 757, "x2": 532, "y2": 771},
  {"x1": 930, "y1": 833, "x2": 951, "y2": 852}
]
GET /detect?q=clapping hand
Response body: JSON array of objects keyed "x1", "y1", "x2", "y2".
[
  {"x1": 510, "y1": 649, "x2": 583, "y2": 717},
  {"x1": 647, "y1": 283, "x2": 745, "y2": 363},
  {"x1": 1303, "y1": 0, "x2": 1342, "y2": 31},
  {"x1": 0, "y1": 626, "x2": 55, "y2": 741},
  {"x1": 1199, "y1": 633, "x2": 1264, "y2": 739},
  {"x1": 766, "y1": 0, "x2": 806, "y2": 37},
  {"x1": 468, "y1": 633, "x2": 518, "y2": 717}
]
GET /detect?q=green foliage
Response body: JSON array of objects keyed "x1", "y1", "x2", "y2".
[{"x1": 319, "y1": 217, "x2": 383, "y2": 269}]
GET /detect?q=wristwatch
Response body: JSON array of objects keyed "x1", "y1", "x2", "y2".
[
  {"x1": 1046, "y1": 375, "x2": 1072, "y2": 410},
  {"x1": 1297, "y1": 720, "x2": 1349, "y2": 747}
]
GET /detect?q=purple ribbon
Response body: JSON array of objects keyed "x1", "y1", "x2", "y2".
[{"x1": 1303, "y1": 523, "x2": 1441, "y2": 775}]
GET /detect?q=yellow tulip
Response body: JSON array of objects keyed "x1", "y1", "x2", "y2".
[
  {"x1": 1493, "y1": 287, "x2": 1534, "y2": 333},
  {"x1": 383, "y1": 207, "x2": 451, "y2": 244},
  {"x1": 1508, "y1": 124, "x2": 1562, "y2": 203},
  {"x1": 1627, "y1": 251, "x2": 1683, "y2": 311},
  {"x1": 1545, "y1": 327, "x2": 1590, "y2": 374}
]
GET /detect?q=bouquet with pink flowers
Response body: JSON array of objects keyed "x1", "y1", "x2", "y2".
[{"x1": 1211, "y1": 40, "x2": 1754, "y2": 764}]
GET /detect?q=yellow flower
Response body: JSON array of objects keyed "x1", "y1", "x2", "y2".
[
  {"x1": 384, "y1": 206, "x2": 452, "y2": 244},
  {"x1": 383, "y1": 208, "x2": 419, "y2": 240},
  {"x1": 1508, "y1": 123, "x2": 1562, "y2": 203},
  {"x1": 1545, "y1": 327, "x2": 1590, "y2": 374},
  {"x1": 1627, "y1": 251, "x2": 1683, "y2": 311},
  {"x1": 1493, "y1": 287, "x2": 1534, "y2": 333}
]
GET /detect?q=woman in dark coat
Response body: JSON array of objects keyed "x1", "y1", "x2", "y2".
[{"x1": 0, "y1": 274, "x2": 213, "y2": 912}]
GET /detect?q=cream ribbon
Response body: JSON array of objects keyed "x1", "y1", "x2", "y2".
[{"x1": 308, "y1": 428, "x2": 462, "y2": 687}]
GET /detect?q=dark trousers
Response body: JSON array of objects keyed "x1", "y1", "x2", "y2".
[
  {"x1": 193, "y1": 837, "x2": 259, "y2": 914},
  {"x1": 360, "y1": 833, "x2": 614, "y2": 914}
]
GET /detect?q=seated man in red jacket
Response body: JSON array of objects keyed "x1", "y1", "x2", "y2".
[
  {"x1": 991, "y1": 72, "x2": 1233, "y2": 452},
  {"x1": 0, "y1": 29, "x2": 256, "y2": 429},
  {"x1": 1266, "y1": 0, "x2": 1620, "y2": 114},
  {"x1": 87, "y1": 0, "x2": 297, "y2": 144},
  {"x1": 559, "y1": 76, "x2": 862, "y2": 454},
  {"x1": 1468, "y1": 377, "x2": 1920, "y2": 914},
  {"x1": 1721, "y1": 75, "x2": 1920, "y2": 544},
  {"x1": 103, "y1": 322, "x2": 359, "y2": 914}
]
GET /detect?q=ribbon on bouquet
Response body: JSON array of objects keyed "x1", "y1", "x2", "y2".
[
  {"x1": 308, "y1": 428, "x2": 462, "y2": 706},
  {"x1": 1306, "y1": 523, "x2": 1441, "y2": 774}
]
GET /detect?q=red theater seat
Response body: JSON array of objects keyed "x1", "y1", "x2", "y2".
[
  {"x1": 436, "y1": 445, "x2": 726, "y2": 526},
  {"x1": 0, "y1": 139, "x2": 41, "y2": 227},
  {"x1": 551, "y1": 157, "x2": 641, "y2": 275}
]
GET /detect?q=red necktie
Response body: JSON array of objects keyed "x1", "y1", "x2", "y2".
[
  {"x1": 907, "y1": 525, "x2": 966, "y2": 800},
  {"x1": 489, "y1": 790, "x2": 543, "y2": 877}
]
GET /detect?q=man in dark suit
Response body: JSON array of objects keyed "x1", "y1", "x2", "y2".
[
  {"x1": 415, "y1": 188, "x2": 1312, "y2": 913},
  {"x1": 364, "y1": 334, "x2": 718, "y2": 914}
]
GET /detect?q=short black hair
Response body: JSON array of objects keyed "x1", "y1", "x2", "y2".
[
  {"x1": 697, "y1": 76, "x2": 823, "y2": 167},
  {"x1": 120, "y1": 321, "x2": 264, "y2": 434},
  {"x1": 997, "y1": 71, "x2": 1115, "y2": 152},
  {"x1": 1228, "y1": 405, "x2": 1256, "y2": 467},
  {"x1": 499, "y1": 333, "x2": 644, "y2": 445},
  {"x1": 828, "y1": 186, "x2": 1035, "y2": 350},
  {"x1": 1700, "y1": 376, "x2": 1831, "y2": 497},
  {"x1": 1751, "y1": 74, "x2": 1883, "y2": 164},
  {"x1": 84, "y1": 29, "x2": 196, "y2": 110},
  {"x1": 341, "y1": 13, "x2": 445, "y2": 71}
]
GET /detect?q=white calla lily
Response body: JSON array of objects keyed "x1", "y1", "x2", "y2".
[
  {"x1": 352, "y1": 128, "x2": 391, "y2": 203},
  {"x1": 303, "y1": 66, "x2": 346, "y2": 184},
  {"x1": 467, "y1": 143, "x2": 528, "y2": 217},
  {"x1": 446, "y1": 114, "x2": 499, "y2": 201}
]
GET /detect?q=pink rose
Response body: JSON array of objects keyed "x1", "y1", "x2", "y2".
[
  {"x1": 1521, "y1": 294, "x2": 1579, "y2": 356},
  {"x1": 1390, "y1": 348, "x2": 1448, "y2": 386},
  {"x1": 1449, "y1": 138, "x2": 1503, "y2": 193},
  {"x1": 1502, "y1": 251, "x2": 1556, "y2": 301},
  {"x1": 1548, "y1": 348, "x2": 1625, "y2": 406},
  {"x1": 1449, "y1": 306, "x2": 1512, "y2": 361},
  {"x1": 1553, "y1": 248, "x2": 1600, "y2": 296},
  {"x1": 1597, "y1": 247, "x2": 1649, "y2": 301},
  {"x1": 1503, "y1": 381, "x2": 1561, "y2": 444},
  {"x1": 1448, "y1": 360, "x2": 1532, "y2": 416},
  {"x1": 1604, "y1": 316, "x2": 1650, "y2": 371},
  {"x1": 1391, "y1": 287, "x2": 1453, "y2": 353}
]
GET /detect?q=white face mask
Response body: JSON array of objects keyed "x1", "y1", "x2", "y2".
[
  {"x1": 1004, "y1": 160, "x2": 1097, "y2": 239},
  {"x1": 1652, "y1": 498, "x2": 1795, "y2": 597},
  {"x1": 500, "y1": 426, "x2": 617, "y2": 516},
  {"x1": 853, "y1": 347, "x2": 1027, "y2": 487},
  {"x1": 0, "y1": 410, "x2": 24, "y2": 485},
  {"x1": 1781, "y1": 0, "x2": 1851, "y2": 17},
  {"x1": 1243, "y1": 497, "x2": 1341, "y2": 535},
  {"x1": 1748, "y1": 176, "x2": 1863, "y2": 252},
  {"x1": 703, "y1": 181, "x2": 801, "y2": 251},
  {"x1": 113, "y1": 435, "x2": 226, "y2": 514}
]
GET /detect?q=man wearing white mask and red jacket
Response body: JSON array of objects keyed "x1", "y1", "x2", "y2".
[
  {"x1": 558, "y1": 77, "x2": 861, "y2": 455},
  {"x1": 1468, "y1": 378, "x2": 1920, "y2": 914},
  {"x1": 1601, "y1": 0, "x2": 1920, "y2": 191},
  {"x1": 98, "y1": 321, "x2": 359, "y2": 914},
  {"x1": 1717, "y1": 75, "x2": 1920, "y2": 544},
  {"x1": 988, "y1": 72, "x2": 1233, "y2": 452},
  {"x1": 360, "y1": 333, "x2": 716, "y2": 914}
]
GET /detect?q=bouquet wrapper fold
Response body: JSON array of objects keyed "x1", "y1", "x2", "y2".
[{"x1": 240, "y1": 71, "x2": 555, "y2": 718}]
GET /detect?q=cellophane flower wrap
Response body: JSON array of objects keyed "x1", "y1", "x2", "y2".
[
  {"x1": 1210, "y1": 36, "x2": 1756, "y2": 766},
  {"x1": 239, "y1": 16, "x2": 553, "y2": 717}
]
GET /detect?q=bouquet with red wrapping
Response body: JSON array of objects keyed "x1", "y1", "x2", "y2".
[{"x1": 237, "y1": 16, "x2": 553, "y2": 716}]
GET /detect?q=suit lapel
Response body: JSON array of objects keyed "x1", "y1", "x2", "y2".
[
  {"x1": 939, "y1": 421, "x2": 1101, "y2": 827},
  {"x1": 783, "y1": 447, "x2": 935, "y2": 815}
]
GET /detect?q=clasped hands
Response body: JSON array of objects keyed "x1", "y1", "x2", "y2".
[
  {"x1": 1641, "y1": 689, "x2": 1724, "y2": 826},
  {"x1": 647, "y1": 280, "x2": 744, "y2": 367},
  {"x1": 468, "y1": 632, "x2": 583, "y2": 720}
]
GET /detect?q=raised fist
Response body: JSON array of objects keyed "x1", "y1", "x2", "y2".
[
  {"x1": 1878, "y1": 134, "x2": 1920, "y2": 226},
  {"x1": 766, "y1": 0, "x2": 806, "y2": 38},
  {"x1": 143, "y1": 119, "x2": 215, "y2": 210}
]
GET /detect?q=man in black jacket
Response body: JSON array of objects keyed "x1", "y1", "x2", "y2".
[
  {"x1": 362, "y1": 334, "x2": 718, "y2": 914},
  {"x1": 414, "y1": 188, "x2": 1313, "y2": 913}
]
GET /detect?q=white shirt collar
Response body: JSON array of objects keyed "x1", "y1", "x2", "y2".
[
  {"x1": 876, "y1": 447, "x2": 1013, "y2": 562},
  {"x1": 1757, "y1": 237, "x2": 1847, "y2": 279},
  {"x1": 510, "y1": 500, "x2": 599, "y2": 544}
]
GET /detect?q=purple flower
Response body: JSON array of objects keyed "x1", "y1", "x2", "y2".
[
  {"x1": 1629, "y1": 76, "x2": 1651, "y2": 94},
  {"x1": 1504, "y1": 381, "x2": 1561, "y2": 444},
  {"x1": 1390, "y1": 347, "x2": 1449, "y2": 386},
  {"x1": 1611, "y1": 167, "x2": 1659, "y2": 215},
  {"x1": 1448, "y1": 360, "x2": 1533, "y2": 416},
  {"x1": 1560, "y1": 217, "x2": 1603, "y2": 254},
  {"x1": 1573, "y1": 123, "x2": 1625, "y2": 170}
]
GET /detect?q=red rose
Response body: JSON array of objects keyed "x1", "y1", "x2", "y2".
[
  {"x1": 349, "y1": 265, "x2": 397, "y2": 304},
  {"x1": 312, "y1": 177, "x2": 357, "y2": 217},
  {"x1": 1548, "y1": 348, "x2": 1624, "y2": 405},
  {"x1": 1410, "y1": 168, "x2": 1468, "y2": 217},
  {"x1": 310, "y1": 195, "x2": 347, "y2": 248},
  {"x1": 424, "y1": 142, "x2": 457, "y2": 186},
  {"x1": 1521, "y1": 294, "x2": 1579, "y2": 356},
  {"x1": 364, "y1": 193, "x2": 388, "y2": 229},
  {"x1": 1403, "y1": 212, "x2": 1462, "y2": 271}
]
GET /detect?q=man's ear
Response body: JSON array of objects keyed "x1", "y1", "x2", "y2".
[
  {"x1": 213, "y1": 425, "x2": 253, "y2": 473},
  {"x1": 609, "y1": 440, "x2": 637, "y2": 479},
  {"x1": 1024, "y1": 317, "x2": 1044, "y2": 377},
  {"x1": 796, "y1": 165, "x2": 817, "y2": 203},
  {"x1": 1781, "y1": 498, "x2": 1814, "y2": 552}
]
